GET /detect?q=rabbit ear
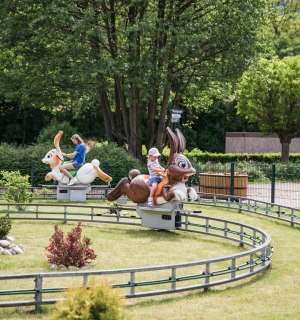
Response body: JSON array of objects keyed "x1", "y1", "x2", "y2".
[
  {"x1": 54, "y1": 131, "x2": 63, "y2": 151},
  {"x1": 54, "y1": 131, "x2": 64, "y2": 159},
  {"x1": 166, "y1": 127, "x2": 178, "y2": 164},
  {"x1": 175, "y1": 128, "x2": 186, "y2": 153}
]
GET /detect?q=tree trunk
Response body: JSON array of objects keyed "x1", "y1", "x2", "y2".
[
  {"x1": 156, "y1": 83, "x2": 171, "y2": 151},
  {"x1": 281, "y1": 141, "x2": 290, "y2": 163},
  {"x1": 126, "y1": 3, "x2": 145, "y2": 160},
  {"x1": 146, "y1": 0, "x2": 167, "y2": 151},
  {"x1": 100, "y1": 89, "x2": 115, "y2": 143},
  {"x1": 115, "y1": 78, "x2": 129, "y2": 144}
]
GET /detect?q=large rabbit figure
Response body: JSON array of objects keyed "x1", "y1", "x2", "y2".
[
  {"x1": 107, "y1": 127, "x2": 197, "y2": 205},
  {"x1": 42, "y1": 131, "x2": 112, "y2": 185}
]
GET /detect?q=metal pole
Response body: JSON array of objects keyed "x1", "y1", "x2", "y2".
[
  {"x1": 271, "y1": 164, "x2": 276, "y2": 204},
  {"x1": 230, "y1": 162, "x2": 235, "y2": 195},
  {"x1": 31, "y1": 161, "x2": 35, "y2": 187}
]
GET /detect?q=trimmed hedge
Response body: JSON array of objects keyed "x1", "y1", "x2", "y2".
[
  {"x1": 0, "y1": 143, "x2": 144, "y2": 187},
  {"x1": 185, "y1": 149, "x2": 300, "y2": 163}
]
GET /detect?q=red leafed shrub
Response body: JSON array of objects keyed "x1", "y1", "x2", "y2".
[{"x1": 45, "y1": 222, "x2": 97, "y2": 268}]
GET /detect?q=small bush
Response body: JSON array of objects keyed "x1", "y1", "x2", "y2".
[
  {"x1": 45, "y1": 222, "x2": 97, "y2": 268},
  {"x1": 52, "y1": 281, "x2": 125, "y2": 320},
  {"x1": 0, "y1": 214, "x2": 12, "y2": 239},
  {"x1": 0, "y1": 170, "x2": 37, "y2": 210},
  {"x1": 88, "y1": 143, "x2": 144, "y2": 184}
]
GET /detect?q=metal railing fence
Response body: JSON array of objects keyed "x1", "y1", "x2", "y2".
[
  {"x1": 2, "y1": 161, "x2": 300, "y2": 207},
  {"x1": 190, "y1": 162, "x2": 300, "y2": 208},
  {"x1": 0, "y1": 202, "x2": 273, "y2": 311}
]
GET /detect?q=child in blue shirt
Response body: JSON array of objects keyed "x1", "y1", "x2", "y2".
[{"x1": 59, "y1": 134, "x2": 87, "y2": 185}]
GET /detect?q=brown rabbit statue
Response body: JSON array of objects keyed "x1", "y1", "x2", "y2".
[{"x1": 107, "y1": 127, "x2": 197, "y2": 205}]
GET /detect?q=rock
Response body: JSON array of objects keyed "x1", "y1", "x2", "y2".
[
  {"x1": 0, "y1": 240, "x2": 10, "y2": 248},
  {"x1": 68, "y1": 266, "x2": 80, "y2": 271},
  {"x1": 49, "y1": 264, "x2": 59, "y2": 270},
  {"x1": 0, "y1": 237, "x2": 25, "y2": 255},
  {"x1": 58, "y1": 265, "x2": 68, "y2": 271},
  {"x1": 11, "y1": 245, "x2": 24, "y2": 254}
]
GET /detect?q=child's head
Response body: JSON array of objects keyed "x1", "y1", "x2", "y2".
[
  {"x1": 148, "y1": 147, "x2": 160, "y2": 160},
  {"x1": 71, "y1": 134, "x2": 84, "y2": 145}
]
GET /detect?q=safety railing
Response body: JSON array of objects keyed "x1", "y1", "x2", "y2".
[
  {"x1": 0, "y1": 202, "x2": 272, "y2": 311},
  {"x1": 195, "y1": 192, "x2": 300, "y2": 227}
]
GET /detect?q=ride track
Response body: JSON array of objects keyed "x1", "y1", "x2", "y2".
[{"x1": 2, "y1": 193, "x2": 298, "y2": 312}]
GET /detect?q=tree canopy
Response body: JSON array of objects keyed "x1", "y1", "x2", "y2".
[
  {"x1": 236, "y1": 55, "x2": 300, "y2": 162},
  {"x1": 0, "y1": 0, "x2": 273, "y2": 157}
]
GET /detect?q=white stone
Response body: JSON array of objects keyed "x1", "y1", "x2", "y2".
[
  {"x1": 49, "y1": 264, "x2": 59, "y2": 270},
  {"x1": 68, "y1": 266, "x2": 80, "y2": 271},
  {"x1": 58, "y1": 265, "x2": 68, "y2": 271},
  {"x1": 2, "y1": 249, "x2": 11, "y2": 255},
  {"x1": 11, "y1": 246, "x2": 24, "y2": 254},
  {"x1": 0, "y1": 240, "x2": 10, "y2": 248}
]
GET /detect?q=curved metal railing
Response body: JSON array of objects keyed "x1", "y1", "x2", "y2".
[
  {"x1": 0, "y1": 202, "x2": 272, "y2": 311},
  {"x1": 194, "y1": 192, "x2": 300, "y2": 227}
]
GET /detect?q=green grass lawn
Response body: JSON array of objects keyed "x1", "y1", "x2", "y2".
[{"x1": 0, "y1": 201, "x2": 299, "y2": 320}]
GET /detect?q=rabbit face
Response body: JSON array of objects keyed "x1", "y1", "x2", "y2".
[
  {"x1": 165, "y1": 127, "x2": 196, "y2": 184},
  {"x1": 168, "y1": 153, "x2": 196, "y2": 183},
  {"x1": 42, "y1": 149, "x2": 62, "y2": 168}
]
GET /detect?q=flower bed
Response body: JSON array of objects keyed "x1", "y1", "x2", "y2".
[{"x1": 199, "y1": 172, "x2": 248, "y2": 199}]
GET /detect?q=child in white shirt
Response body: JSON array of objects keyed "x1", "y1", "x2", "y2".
[{"x1": 147, "y1": 147, "x2": 165, "y2": 206}]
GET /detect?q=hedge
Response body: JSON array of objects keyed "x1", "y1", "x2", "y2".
[
  {"x1": 184, "y1": 149, "x2": 300, "y2": 163},
  {"x1": 0, "y1": 142, "x2": 144, "y2": 187}
]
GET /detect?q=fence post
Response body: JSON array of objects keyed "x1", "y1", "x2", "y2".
[
  {"x1": 34, "y1": 275, "x2": 43, "y2": 312},
  {"x1": 230, "y1": 162, "x2": 235, "y2": 195},
  {"x1": 31, "y1": 161, "x2": 35, "y2": 187},
  {"x1": 271, "y1": 164, "x2": 276, "y2": 204}
]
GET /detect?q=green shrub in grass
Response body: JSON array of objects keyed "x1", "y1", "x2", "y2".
[
  {"x1": 0, "y1": 170, "x2": 38, "y2": 210},
  {"x1": 0, "y1": 214, "x2": 12, "y2": 239},
  {"x1": 52, "y1": 281, "x2": 126, "y2": 320}
]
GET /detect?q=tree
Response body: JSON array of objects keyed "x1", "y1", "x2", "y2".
[
  {"x1": 0, "y1": 0, "x2": 273, "y2": 159},
  {"x1": 270, "y1": 0, "x2": 300, "y2": 57},
  {"x1": 236, "y1": 55, "x2": 300, "y2": 162}
]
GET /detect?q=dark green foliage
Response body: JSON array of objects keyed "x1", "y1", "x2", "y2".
[
  {"x1": 0, "y1": 143, "x2": 52, "y2": 186},
  {"x1": 0, "y1": 99, "x2": 52, "y2": 145},
  {"x1": 37, "y1": 122, "x2": 78, "y2": 148},
  {"x1": 0, "y1": 214, "x2": 12, "y2": 239},
  {"x1": 180, "y1": 101, "x2": 258, "y2": 152},
  {"x1": 0, "y1": 0, "x2": 272, "y2": 158},
  {"x1": 88, "y1": 143, "x2": 144, "y2": 185}
]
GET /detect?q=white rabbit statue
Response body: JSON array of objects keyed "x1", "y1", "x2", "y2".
[{"x1": 42, "y1": 131, "x2": 112, "y2": 185}]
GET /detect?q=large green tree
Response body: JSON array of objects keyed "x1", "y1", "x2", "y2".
[
  {"x1": 236, "y1": 55, "x2": 300, "y2": 162},
  {"x1": 0, "y1": 0, "x2": 272, "y2": 158},
  {"x1": 271, "y1": 0, "x2": 300, "y2": 57}
]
